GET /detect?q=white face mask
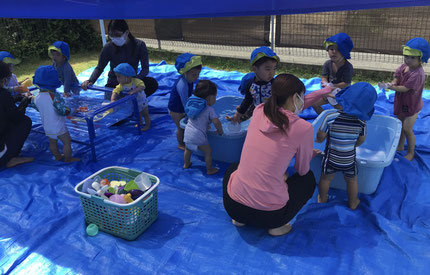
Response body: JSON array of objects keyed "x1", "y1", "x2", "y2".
[
  {"x1": 111, "y1": 32, "x2": 127, "y2": 47},
  {"x1": 293, "y1": 93, "x2": 304, "y2": 115}
]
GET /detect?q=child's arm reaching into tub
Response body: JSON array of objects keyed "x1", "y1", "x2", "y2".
[
  {"x1": 315, "y1": 130, "x2": 326, "y2": 143},
  {"x1": 212, "y1": 117, "x2": 224, "y2": 136},
  {"x1": 355, "y1": 135, "x2": 366, "y2": 147}
]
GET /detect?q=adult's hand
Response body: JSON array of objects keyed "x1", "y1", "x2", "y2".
[{"x1": 81, "y1": 80, "x2": 93, "y2": 91}]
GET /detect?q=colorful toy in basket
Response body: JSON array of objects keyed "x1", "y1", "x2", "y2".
[{"x1": 74, "y1": 166, "x2": 160, "y2": 240}]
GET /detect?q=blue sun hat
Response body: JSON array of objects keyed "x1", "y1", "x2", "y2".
[
  {"x1": 175, "y1": 53, "x2": 202, "y2": 74},
  {"x1": 33, "y1": 65, "x2": 62, "y2": 90},
  {"x1": 113, "y1": 63, "x2": 136, "y2": 77},
  {"x1": 402, "y1": 37, "x2": 430, "y2": 63},
  {"x1": 0, "y1": 51, "x2": 21, "y2": 65},
  {"x1": 335, "y1": 82, "x2": 377, "y2": 121},
  {"x1": 323, "y1": 33, "x2": 354, "y2": 59},
  {"x1": 250, "y1": 46, "x2": 280, "y2": 66},
  {"x1": 48, "y1": 41, "x2": 70, "y2": 60}
]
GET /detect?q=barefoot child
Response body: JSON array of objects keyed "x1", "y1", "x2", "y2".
[
  {"x1": 380, "y1": 37, "x2": 429, "y2": 161},
  {"x1": 183, "y1": 80, "x2": 223, "y2": 175},
  {"x1": 111, "y1": 63, "x2": 150, "y2": 131},
  {"x1": 168, "y1": 53, "x2": 202, "y2": 150},
  {"x1": 32, "y1": 66, "x2": 79, "y2": 162},
  {"x1": 316, "y1": 82, "x2": 377, "y2": 210}
]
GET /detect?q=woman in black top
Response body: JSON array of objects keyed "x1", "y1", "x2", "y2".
[
  {"x1": 0, "y1": 61, "x2": 33, "y2": 168},
  {"x1": 81, "y1": 20, "x2": 158, "y2": 98}
]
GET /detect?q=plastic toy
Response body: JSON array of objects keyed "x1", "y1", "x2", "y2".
[
  {"x1": 123, "y1": 193, "x2": 134, "y2": 203},
  {"x1": 82, "y1": 178, "x2": 94, "y2": 194},
  {"x1": 124, "y1": 180, "x2": 139, "y2": 192},
  {"x1": 134, "y1": 173, "x2": 152, "y2": 191},
  {"x1": 100, "y1": 179, "x2": 109, "y2": 186},
  {"x1": 86, "y1": 223, "x2": 99, "y2": 236},
  {"x1": 21, "y1": 78, "x2": 33, "y2": 87},
  {"x1": 109, "y1": 194, "x2": 127, "y2": 204},
  {"x1": 129, "y1": 189, "x2": 144, "y2": 200},
  {"x1": 87, "y1": 182, "x2": 109, "y2": 199}
]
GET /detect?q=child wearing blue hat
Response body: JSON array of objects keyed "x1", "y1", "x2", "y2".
[
  {"x1": 313, "y1": 33, "x2": 354, "y2": 114},
  {"x1": 168, "y1": 53, "x2": 203, "y2": 150},
  {"x1": 228, "y1": 46, "x2": 279, "y2": 123},
  {"x1": 183, "y1": 80, "x2": 223, "y2": 175},
  {"x1": 32, "y1": 65, "x2": 79, "y2": 162},
  {"x1": 112, "y1": 63, "x2": 150, "y2": 131},
  {"x1": 316, "y1": 82, "x2": 377, "y2": 210},
  {"x1": 379, "y1": 37, "x2": 430, "y2": 161},
  {"x1": 48, "y1": 41, "x2": 81, "y2": 96},
  {"x1": 0, "y1": 51, "x2": 31, "y2": 100}
]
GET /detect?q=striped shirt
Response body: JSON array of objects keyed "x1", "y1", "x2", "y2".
[{"x1": 320, "y1": 111, "x2": 366, "y2": 169}]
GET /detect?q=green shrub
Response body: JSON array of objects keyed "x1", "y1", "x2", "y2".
[{"x1": 0, "y1": 19, "x2": 101, "y2": 60}]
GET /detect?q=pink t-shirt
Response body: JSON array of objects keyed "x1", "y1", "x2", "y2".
[
  {"x1": 393, "y1": 64, "x2": 425, "y2": 118},
  {"x1": 227, "y1": 104, "x2": 315, "y2": 211}
]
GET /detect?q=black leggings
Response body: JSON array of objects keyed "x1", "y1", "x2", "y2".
[
  {"x1": 223, "y1": 163, "x2": 316, "y2": 229},
  {"x1": 0, "y1": 115, "x2": 32, "y2": 167},
  {"x1": 105, "y1": 76, "x2": 159, "y2": 100}
]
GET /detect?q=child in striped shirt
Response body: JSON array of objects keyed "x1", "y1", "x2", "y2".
[{"x1": 316, "y1": 82, "x2": 377, "y2": 210}]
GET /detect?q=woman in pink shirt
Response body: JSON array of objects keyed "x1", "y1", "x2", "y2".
[{"x1": 223, "y1": 74, "x2": 325, "y2": 236}]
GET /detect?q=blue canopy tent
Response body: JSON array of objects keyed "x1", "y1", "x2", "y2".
[{"x1": 1, "y1": 1, "x2": 430, "y2": 274}]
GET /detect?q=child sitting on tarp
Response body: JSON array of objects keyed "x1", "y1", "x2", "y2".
[
  {"x1": 183, "y1": 80, "x2": 223, "y2": 175},
  {"x1": 316, "y1": 82, "x2": 377, "y2": 210},
  {"x1": 168, "y1": 53, "x2": 202, "y2": 150},
  {"x1": 227, "y1": 46, "x2": 279, "y2": 123},
  {"x1": 379, "y1": 37, "x2": 430, "y2": 161},
  {"x1": 0, "y1": 51, "x2": 32, "y2": 101},
  {"x1": 32, "y1": 65, "x2": 80, "y2": 162},
  {"x1": 49, "y1": 41, "x2": 81, "y2": 96},
  {"x1": 111, "y1": 63, "x2": 150, "y2": 131},
  {"x1": 312, "y1": 33, "x2": 354, "y2": 114}
]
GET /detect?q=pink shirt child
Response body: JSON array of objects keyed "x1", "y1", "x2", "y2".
[
  {"x1": 227, "y1": 86, "x2": 331, "y2": 211},
  {"x1": 394, "y1": 63, "x2": 425, "y2": 118}
]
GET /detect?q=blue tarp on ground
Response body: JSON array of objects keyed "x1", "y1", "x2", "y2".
[
  {"x1": 1, "y1": 62, "x2": 430, "y2": 274},
  {"x1": 3, "y1": 0, "x2": 430, "y2": 19}
]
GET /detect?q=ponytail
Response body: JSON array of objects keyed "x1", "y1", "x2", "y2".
[{"x1": 263, "y1": 74, "x2": 305, "y2": 133}]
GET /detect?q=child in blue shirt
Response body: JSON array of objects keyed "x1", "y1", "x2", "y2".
[
  {"x1": 227, "y1": 46, "x2": 279, "y2": 123},
  {"x1": 183, "y1": 80, "x2": 223, "y2": 174},
  {"x1": 168, "y1": 53, "x2": 202, "y2": 150},
  {"x1": 48, "y1": 41, "x2": 81, "y2": 96},
  {"x1": 313, "y1": 33, "x2": 354, "y2": 114},
  {"x1": 316, "y1": 82, "x2": 377, "y2": 210}
]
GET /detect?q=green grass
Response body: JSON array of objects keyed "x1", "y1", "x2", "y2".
[{"x1": 13, "y1": 48, "x2": 429, "y2": 88}]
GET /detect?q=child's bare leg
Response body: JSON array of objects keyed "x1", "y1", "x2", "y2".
[
  {"x1": 345, "y1": 175, "x2": 360, "y2": 210},
  {"x1": 183, "y1": 147, "x2": 192, "y2": 168},
  {"x1": 312, "y1": 98, "x2": 327, "y2": 115},
  {"x1": 49, "y1": 138, "x2": 63, "y2": 161},
  {"x1": 318, "y1": 173, "x2": 334, "y2": 203},
  {"x1": 140, "y1": 107, "x2": 151, "y2": 131},
  {"x1": 198, "y1": 144, "x2": 218, "y2": 174},
  {"x1": 169, "y1": 111, "x2": 186, "y2": 150},
  {"x1": 6, "y1": 157, "x2": 34, "y2": 168},
  {"x1": 402, "y1": 113, "x2": 418, "y2": 161},
  {"x1": 58, "y1": 132, "x2": 80, "y2": 162},
  {"x1": 396, "y1": 116, "x2": 405, "y2": 151}
]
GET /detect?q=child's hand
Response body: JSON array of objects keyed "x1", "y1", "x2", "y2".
[
  {"x1": 81, "y1": 80, "x2": 93, "y2": 91},
  {"x1": 218, "y1": 128, "x2": 224, "y2": 136},
  {"x1": 378, "y1": 82, "x2": 392, "y2": 90},
  {"x1": 313, "y1": 149, "x2": 322, "y2": 157},
  {"x1": 63, "y1": 92, "x2": 72, "y2": 98},
  {"x1": 226, "y1": 112, "x2": 242, "y2": 123},
  {"x1": 14, "y1": 86, "x2": 29, "y2": 94}
]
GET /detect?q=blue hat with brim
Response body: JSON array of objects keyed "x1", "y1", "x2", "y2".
[
  {"x1": 113, "y1": 63, "x2": 136, "y2": 77},
  {"x1": 33, "y1": 65, "x2": 62, "y2": 90},
  {"x1": 335, "y1": 82, "x2": 377, "y2": 121},
  {"x1": 403, "y1": 37, "x2": 430, "y2": 63},
  {"x1": 324, "y1": 33, "x2": 354, "y2": 59},
  {"x1": 250, "y1": 46, "x2": 280, "y2": 66},
  {"x1": 175, "y1": 53, "x2": 202, "y2": 74},
  {"x1": 0, "y1": 51, "x2": 21, "y2": 65},
  {"x1": 48, "y1": 41, "x2": 71, "y2": 60}
]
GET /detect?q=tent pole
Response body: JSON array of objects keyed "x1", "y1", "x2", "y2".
[
  {"x1": 270, "y1": 15, "x2": 275, "y2": 50},
  {"x1": 99, "y1": 19, "x2": 107, "y2": 46}
]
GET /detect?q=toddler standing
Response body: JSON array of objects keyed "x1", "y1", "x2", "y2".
[
  {"x1": 32, "y1": 65, "x2": 79, "y2": 162},
  {"x1": 183, "y1": 80, "x2": 223, "y2": 175},
  {"x1": 49, "y1": 41, "x2": 81, "y2": 96},
  {"x1": 380, "y1": 37, "x2": 429, "y2": 161},
  {"x1": 316, "y1": 82, "x2": 377, "y2": 210}
]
